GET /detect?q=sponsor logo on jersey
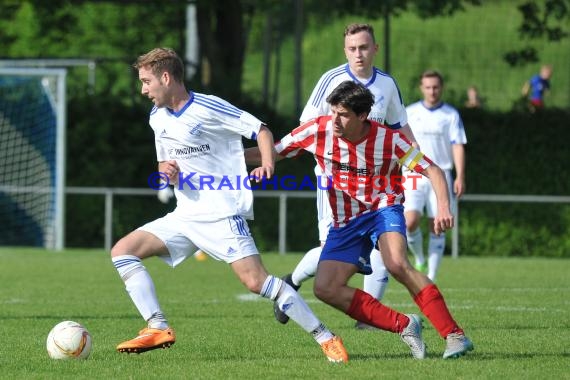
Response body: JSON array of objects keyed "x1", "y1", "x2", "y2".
[
  {"x1": 189, "y1": 123, "x2": 203, "y2": 136},
  {"x1": 170, "y1": 143, "x2": 211, "y2": 158}
]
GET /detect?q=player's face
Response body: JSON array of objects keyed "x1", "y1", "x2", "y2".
[
  {"x1": 344, "y1": 31, "x2": 378, "y2": 76},
  {"x1": 138, "y1": 66, "x2": 168, "y2": 107},
  {"x1": 330, "y1": 104, "x2": 363, "y2": 139},
  {"x1": 420, "y1": 76, "x2": 443, "y2": 107}
]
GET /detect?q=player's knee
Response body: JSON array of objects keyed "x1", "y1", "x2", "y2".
[
  {"x1": 386, "y1": 260, "x2": 409, "y2": 282},
  {"x1": 406, "y1": 218, "x2": 420, "y2": 231},
  {"x1": 313, "y1": 281, "x2": 335, "y2": 304},
  {"x1": 243, "y1": 275, "x2": 264, "y2": 294}
]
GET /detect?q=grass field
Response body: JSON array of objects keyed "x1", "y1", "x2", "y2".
[{"x1": 0, "y1": 248, "x2": 568, "y2": 379}]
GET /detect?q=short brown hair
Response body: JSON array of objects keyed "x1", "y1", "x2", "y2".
[
  {"x1": 133, "y1": 47, "x2": 184, "y2": 83},
  {"x1": 420, "y1": 70, "x2": 444, "y2": 86},
  {"x1": 344, "y1": 23, "x2": 376, "y2": 43}
]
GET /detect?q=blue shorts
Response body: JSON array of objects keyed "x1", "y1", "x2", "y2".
[{"x1": 320, "y1": 205, "x2": 406, "y2": 270}]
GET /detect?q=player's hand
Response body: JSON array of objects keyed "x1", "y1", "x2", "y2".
[
  {"x1": 433, "y1": 208, "x2": 454, "y2": 235},
  {"x1": 159, "y1": 160, "x2": 180, "y2": 184},
  {"x1": 454, "y1": 178, "x2": 465, "y2": 199},
  {"x1": 250, "y1": 165, "x2": 274, "y2": 183}
]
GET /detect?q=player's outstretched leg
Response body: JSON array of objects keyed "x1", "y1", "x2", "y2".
[
  {"x1": 112, "y1": 255, "x2": 176, "y2": 353},
  {"x1": 414, "y1": 283, "x2": 474, "y2": 359},
  {"x1": 262, "y1": 274, "x2": 348, "y2": 362},
  {"x1": 273, "y1": 273, "x2": 300, "y2": 324},
  {"x1": 273, "y1": 246, "x2": 321, "y2": 324},
  {"x1": 357, "y1": 249, "x2": 389, "y2": 330}
]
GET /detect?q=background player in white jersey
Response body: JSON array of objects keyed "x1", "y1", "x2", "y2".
[
  {"x1": 250, "y1": 81, "x2": 474, "y2": 359},
  {"x1": 403, "y1": 70, "x2": 466, "y2": 282},
  {"x1": 110, "y1": 47, "x2": 348, "y2": 362},
  {"x1": 273, "y1": 23, "x2": 417, "y2": 328}
]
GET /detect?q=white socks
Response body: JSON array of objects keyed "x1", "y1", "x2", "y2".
[
  {"x1": 291, "y1": 246, "x2": 321, "y2": 286},
  {"x1": 112, "y1": 255, "x2": 167, "y2": 329},
  {"x1": 427, "y1": 233, "x2": 445, "y2": 281},
  {"x1": 407, "y1": 228, "x2": 425, "y2": 266},
  {"x1": 261, "y1": 275, "x2": 333, "y2": 344},
  {"x1": 362, "y1": 249, "x2": 389, "y2": 300}
]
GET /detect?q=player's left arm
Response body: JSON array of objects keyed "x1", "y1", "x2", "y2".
[
  {"x1": 249, "y1": 124, "x2": 276, "y2": 181},
  {"x1": 452, "y1": 144, "x2": 466, "y2": 198},
  {"x1": 422, "y1": 164, "x2": 454, "y2": 235}
]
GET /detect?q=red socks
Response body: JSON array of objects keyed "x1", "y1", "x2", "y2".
[
  {"x1": 414, "y1": 284, "x2": 463, "y2": 338},
  {"x1": 346, "y1": 288, "x2": 409, "y2": 333}
]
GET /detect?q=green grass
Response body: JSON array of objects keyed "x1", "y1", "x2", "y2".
[
  {"x1": 0, "y1": 248, "x2": 568, "y2": 379},
  {"x1": 243, "y1": 1, "x2": 570, "y2": 114}
]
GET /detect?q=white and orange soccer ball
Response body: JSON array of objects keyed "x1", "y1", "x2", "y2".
[{"x1": 46, "y1": 321, "x2": 92, "y2": 360}]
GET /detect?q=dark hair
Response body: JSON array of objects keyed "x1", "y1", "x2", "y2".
[
  {"x1": 326, "y1": 81, "x2": 374, "y2": 116},
  {"x1": 344, "y1": 23, "x2": 376, "y2": 43},
  {"x1": 133, "y1": 47, "x2": 185, "y2": 83},
  {"x1": 420, "y1": 70, "x2": 444, "y2": 86}
]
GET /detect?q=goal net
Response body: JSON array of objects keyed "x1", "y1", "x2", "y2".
[{"x1": 0, "y1": 68, "x2": 66, "y2": 249}]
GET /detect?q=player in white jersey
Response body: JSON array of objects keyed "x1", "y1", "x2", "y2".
[
  {"x1": 403, "y1": 70, "x2": 466, "y2": 282},
  {"x1": 273, "y1": 23, "x2": 417, "y2": 328},
  {"x1": 248, "y1": 81, "x2": 474, "y2": 359},
  {"x1": 110, "y1": 48, "x2": 348, "y2": 362}
]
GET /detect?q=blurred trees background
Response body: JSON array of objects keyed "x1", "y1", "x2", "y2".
[{"x1": 0, "y1": 0, "x2": 568, "y2": 255}]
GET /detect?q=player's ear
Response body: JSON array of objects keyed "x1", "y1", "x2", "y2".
[{"x1": 161, "y1": 71, "x2": 170, "y2": 85}]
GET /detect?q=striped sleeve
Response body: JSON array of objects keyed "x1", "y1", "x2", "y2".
[
  {"x1": 394, "y1": 133, "x2": 433, "y2": 173},
  {"x1": 275, "y1": 120, "x2": 318, "y2": 158}
]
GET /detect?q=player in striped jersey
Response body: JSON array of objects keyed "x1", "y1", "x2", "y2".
[
  {"x1": 111, "y1": 48, "x2": 348, "y2": 362},
  {"x1": 273, "y1": 23, "x2": 417, "y2": 329},
  {"x1": 268, "y1": 80, "x2": 474, "y2": 359}
]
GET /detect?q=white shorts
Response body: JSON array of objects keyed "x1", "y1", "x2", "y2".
[
  {"x1": 403, "y1": 169, "x2": 456, "y2": 218},
  {"x1": 137, "y1": 213, "x2": 259, "y2": 267}
]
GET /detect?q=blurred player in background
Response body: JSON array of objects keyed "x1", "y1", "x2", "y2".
[
  {"x1": 251, "y1": 80, "x2": 474, "y2": 359},
  {"x1": 399, "y1": 70, "x2": 467, "y2": 282},
  {"x1": 272, "y1": 23, "x2": 418, "y2": 329},
  {"x1": 111, "y1": 47, "x2": 348, "y2": 362},
  {"x1": 464, "y1": 85, "x2": 482, "y2": 109},
  {"x1": 521, "y1": 64, "x2": 553, "y2": 113}
]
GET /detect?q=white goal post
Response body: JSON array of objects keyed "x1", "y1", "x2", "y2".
[{"x1": 0, "y1": 68, "x2": 67, "y2": 250}]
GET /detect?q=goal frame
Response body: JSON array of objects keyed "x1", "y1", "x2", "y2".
[{"x1": 0, "y1": 68, "x2": 67, "y2": 250}]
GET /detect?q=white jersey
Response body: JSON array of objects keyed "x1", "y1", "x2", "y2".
[
  {"x1": 150, "y1": 92, "x2": 263, "y2": 221},
  {"x1": 405, "y1": 101, "x2": 467, "y2": 170},
  {"x1": 300, "y1": 63, "x2": 407, "y2": 127}
]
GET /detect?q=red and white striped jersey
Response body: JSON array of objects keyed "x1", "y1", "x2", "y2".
[{"x1": 276, "y1": 116, "x2": 433, "y2": 226}]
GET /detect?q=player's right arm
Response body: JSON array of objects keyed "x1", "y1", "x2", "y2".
[
  {"x1": 249, "y1": 124, "x2": 276, "y2": 181},
  {"x1": 422, "y1": 164, "x2": 454, "y2": 234}
]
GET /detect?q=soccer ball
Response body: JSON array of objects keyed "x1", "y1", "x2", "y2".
[{"x1": 46, "y1": 321, "x2": 92, "y2": 360}]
